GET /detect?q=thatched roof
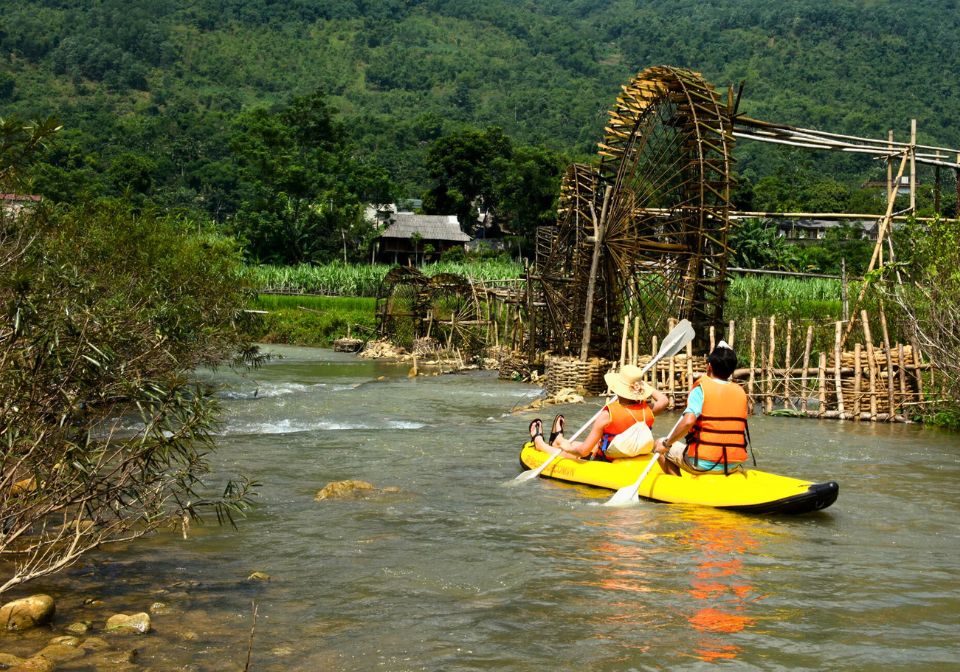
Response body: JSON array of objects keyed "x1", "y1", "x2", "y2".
[{"x1": 379, "y1": 214, "x2": 471, "y2": 242}]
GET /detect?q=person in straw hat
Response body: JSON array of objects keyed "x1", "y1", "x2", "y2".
[{"x1": 529, "y1": 364, "x2": 667, "y2": 461}]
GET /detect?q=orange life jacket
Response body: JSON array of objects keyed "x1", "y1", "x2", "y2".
[
  {"x1": 603, "y1": 399, "x2": 654, "y2": 436},
  {"x1": 686, "y1": 376, "x2": 749, "y2": 469},
  {"x1": 595, "y1": 399, "x2": 655, "y2": 461}
]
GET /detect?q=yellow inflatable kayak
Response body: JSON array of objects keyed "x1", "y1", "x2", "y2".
[{"x1": 519, "y1": 443, "x2": 838, "y2": 514}]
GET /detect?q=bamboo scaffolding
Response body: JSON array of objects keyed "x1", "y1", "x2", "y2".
[
  {"x1": 749, "y1": 318, "x2": 757, "y2": 406},
  {"x1": 834, "y1": 321, "x2": 845, "y2": 419},
  {"x1": 766, "y1": 317, "x2": 775, "y2": 414},
  {"x1": 853, "y1": 343, "x2": 863, "y2": 418},
  {"x1": 879, "y1": 306, "x2": 896, "y2": 421},
  {"x1": 817, "y1": 352, "x2": 827, "y2": 417},
  {"x1": 784, "y1": 319, "x2": 793, "y2": 409},
  {"x1": 863, "y1": 311, "x2": 878, "y2": 420},
  {"x1": 801, "y1": 326, "x2": 813, "y2": 413}
]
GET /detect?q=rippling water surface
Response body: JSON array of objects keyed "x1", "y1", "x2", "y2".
[{"x1": 4, "y1": 346, "x2": 959, "y2": 670}]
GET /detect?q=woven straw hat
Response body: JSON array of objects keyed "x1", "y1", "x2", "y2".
[{"x1": 603, "y1": 364, "x2": 654, "y2": 401}]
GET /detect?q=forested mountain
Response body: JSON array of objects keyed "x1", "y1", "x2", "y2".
[{"x1": 2, "y1": 0, "x2": 958, "y2": 260}]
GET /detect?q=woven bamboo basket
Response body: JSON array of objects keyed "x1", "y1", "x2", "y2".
[{"x1": 544, "y1": 355, "x2": 611, "y2": 397}]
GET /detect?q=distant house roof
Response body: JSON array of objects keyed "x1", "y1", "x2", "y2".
[
  {"x1": 0, "y1": 194, "x2": 41, "y2": 202},
  {"x1": 1, "y1": 193, "x2": 41, "y2": 219},
  {"x1": 379, "y1": 213, "x2": 471, "y2": 242}
]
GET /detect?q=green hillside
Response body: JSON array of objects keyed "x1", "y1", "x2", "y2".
[{"x1": 2, "y1": 1, "x2": 958, "y2": 247}]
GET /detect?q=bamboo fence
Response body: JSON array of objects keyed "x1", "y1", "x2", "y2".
[{"x1": 619, "y1": 313, "x2": 932, "y2": 423}]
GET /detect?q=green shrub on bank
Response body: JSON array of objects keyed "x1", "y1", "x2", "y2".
[{"x1": 0, "y1": 197, "x2": 257, "y2": 594}]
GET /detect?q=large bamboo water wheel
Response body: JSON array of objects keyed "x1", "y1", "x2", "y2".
[
  {"x1": 535, "y1": 163, "x2": 598, "y2": 354},
  {"x1": 537, "y1": 65, "x2": 735, "y2": 358}
]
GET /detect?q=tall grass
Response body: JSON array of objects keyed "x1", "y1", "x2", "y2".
[
  {"x1": 249, "y1": 294, "x2": 377, "y2": 346},
  {"x1": 247, "y1": 261, "x2": 523, "y2": 297},
  {"x1": 726, "y1": 275, "x2": 848, "y2": 322}
]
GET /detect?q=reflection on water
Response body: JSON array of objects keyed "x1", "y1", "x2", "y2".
[
  {"x1": 680, "y1": 509, "x2": 761, "y2": 663},
  {"x1": 2, "y1": 346, "x2": 958, "y2": 671}
]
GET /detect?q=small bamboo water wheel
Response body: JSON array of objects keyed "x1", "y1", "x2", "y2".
[
  {"x1": 375, "y1": 266, "x2": 429, "y2": 350},
  {"x1": 427, "y1": 272, "x2": 485, "y2": 358}
]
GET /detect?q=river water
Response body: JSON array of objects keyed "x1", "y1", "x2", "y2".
[{"x1": 3, "y1": 345, "x2": 959, "y2": 671}]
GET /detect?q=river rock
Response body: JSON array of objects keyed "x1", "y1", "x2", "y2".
[
  {"x1": 314, "y1": 479, "x2": 375, "y2": 500},
  {"x1": 148, "y1": 601, "x2": 171, "y2": 615},
  {"x1": 49, "y1": 635, "x2": 81, "y2": 647},
  {"x1": 0, "y1": 594, "x2": 55, "y2": 631},
  {"x1": 105, "y1": 612, "x2": 151, "y2": 634},
  {"x1": 80, "y1": 636, "x2": 111, "y2": 652},
  {"x1": 65, "y1": 621, "x2": 91, "y2": 635},
  {"x1": 86, "y1": 648, "x2": 138, "y2": 668},
  {"x1": 35, "y1": 641, "x2": 86, "y2": 663},
  {"x1": 0, "y1": 655, "x2": 55, "y2": 672},
  {"x1": 246, "y1": 571, "x2": 270, "y2": 582}
]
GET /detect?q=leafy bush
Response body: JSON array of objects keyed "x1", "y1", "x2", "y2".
[
  {"x1": 886, "y1": 217, "x2": 960, "y2": 427},
  {"x1": 0, "y1": 198, "x2": 257, "y2": 593}
]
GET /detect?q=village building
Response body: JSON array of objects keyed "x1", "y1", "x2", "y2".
[
  {"x1": 773, "y1": 218, "x2": 880, "y2": 241},
  {"x1": 368, "y1": 205, "x2": 471, "y2": 264}
]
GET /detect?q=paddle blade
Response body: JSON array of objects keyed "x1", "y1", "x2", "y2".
[
  {"x1": 602, "y1": 454, "x2": 659, "y2": 507},
  {"x1": 513, "y1": 449, "x2": 561, "y2": 483},
  {"x1": 603, "y1": 485, "x2": 641, "y2": 507}
]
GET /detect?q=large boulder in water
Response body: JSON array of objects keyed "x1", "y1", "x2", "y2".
[
  {"x1": 314, "y1": 480, "x2": 401, "y2": 501},
  {"x1": 0, "y1": 594, "x2": 55, "y2": 631},
  {"x1": 314, "y1": 479, "x2": 375, "y2": 500}
]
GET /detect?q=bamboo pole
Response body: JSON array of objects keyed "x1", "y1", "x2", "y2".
[
  {"x1": 709, "y1": 325, "x2": 716, "y2": 351},
  {"x1": 841, "y1": 258, "x2": 849, "y2": 323},
  {"x1": 879, "y1": 306, "x2": 895, "y2": 421},
  {"x1": 898, "y1": 343, "x2": 907, "y2": 418},
  {"x1": 525, "y1": 261, "x2": 535, "y2": 366},
  {"x1": 800, "y1": 325, "x2": 813, "y2": 413},
  {"x1": 853, "y1": 342, "x2": 863, "y2": 419},
  {"x1": 686, "y1": 339, "x2": 694, "y2": 392},
  {"x1": 727, "y1": 319, "x2": 735, "y2": 348},
  {"x1": 910, "y1": 119, "x2": 917, "y2": 212},
  {"x1": 911, "y1": 337, "x2": 925, "y2": 404},
  {"x1": 766, "y1": 316, "x2": 775, "y2": 414},
  {"x1": 887, "y1": 130, "x2": 893, "y2": 196},
  {"x1": 784, "y1": 319, "x2": 793, "y2": 409},
  {"x1": 580, "y1": 186, "x2": 612, "y2": 360},
  {"x1": 748, "y1": 318, "x2": 757, "y2": 407},
  {"x1": 863, "y1": 310, "x2": 878, "y2": 420},
  {"x1": 632, "y1": 315, "x2": 640, "y2": 367},
  {"x1": 619, "y1": 314, "x2": 629, "y2": 369},
  {"x1": 842, "y1": 150, "x2": 910, "y2": 347},
  {"x1": 817, "y1": 352, "x2": 827, "y2": 417},
  {"x1": 834, "y1": 321, "x2": 845, "y2": 419},
  {"x1": 934, "y1": 151, "x2": 942, "y2": 214},
  {"x1": 668, "y1": 349, "x2": 676, "y2": 410}
]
